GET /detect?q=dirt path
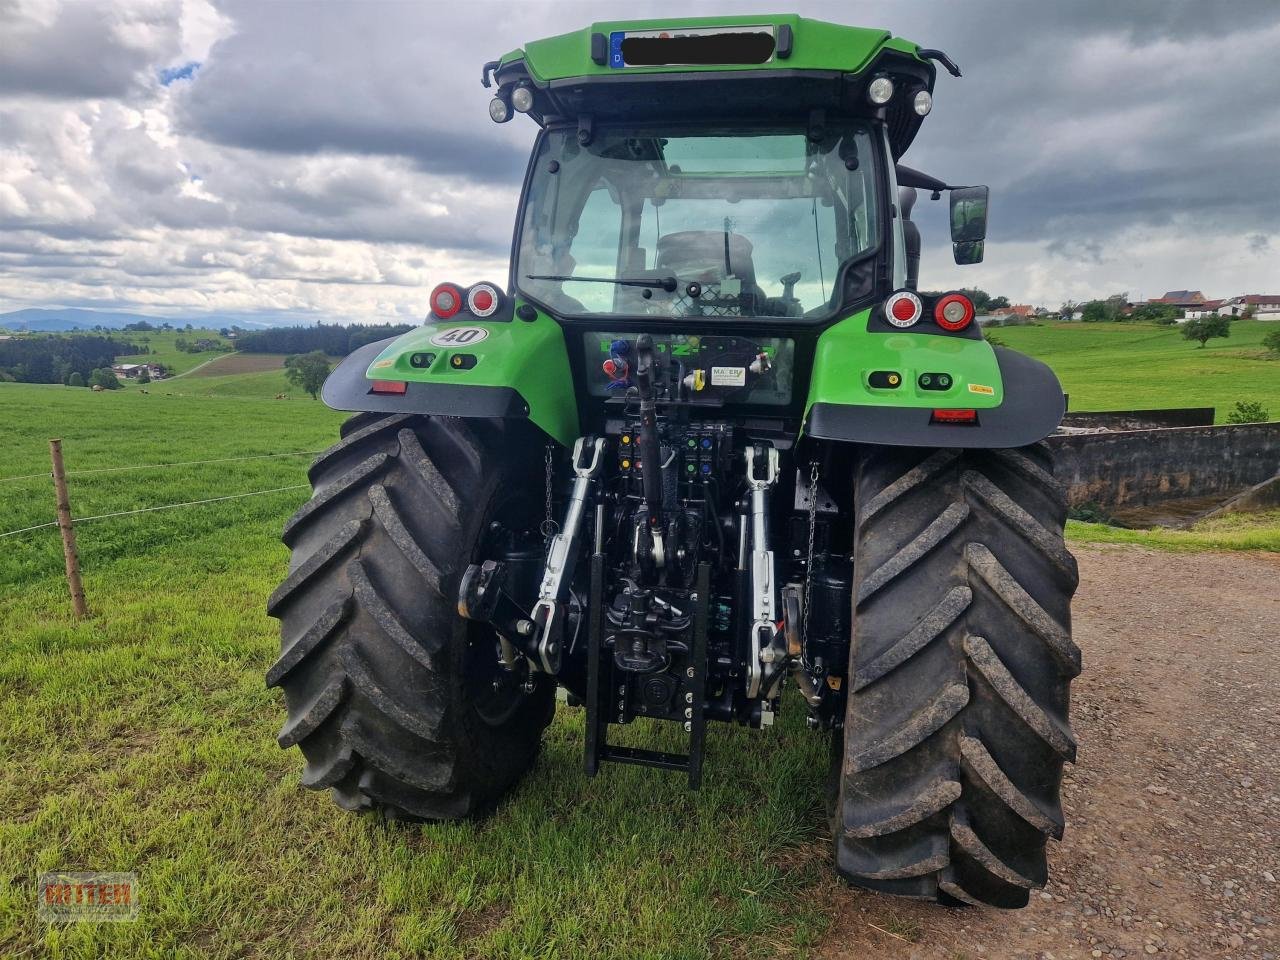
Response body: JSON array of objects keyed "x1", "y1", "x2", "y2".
[{"x1": 811, "y1": 545, "x2": 1280, "y2": 960}]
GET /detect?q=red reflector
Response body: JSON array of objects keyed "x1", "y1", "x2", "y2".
[
  {"x1": 931, "y1": 408, "x2": 978, "y2": 423},
  {"x1": 472, "y1": 289, "x2": 493, "y2": 312},
  {"x1": 891, "y1": 297, "x2": 917, "y2": 322},
  {"x1": 370, "y1": 380, "x2": 407, "y2": 395}
]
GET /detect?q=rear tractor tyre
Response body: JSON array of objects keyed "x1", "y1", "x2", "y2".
[
  {"x1": 267, "y1": 413, "x2": 554, "y2": 820},
  {"x1": 832, "y1": 443, "x2": 1080, "y2": 907}
]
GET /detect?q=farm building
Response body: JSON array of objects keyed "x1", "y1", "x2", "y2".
[
  {"x1": 1215, "y1": 294, "x2": 1280, "y2": 318},
  {"x1": 1150, "y1": 290, "x2": 1207, "y2": 311},
  {"x1": 110, "y1": 363, "x2": 168, "y2": 380}
]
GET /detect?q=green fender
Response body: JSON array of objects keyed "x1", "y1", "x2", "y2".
[
  {"x1": 320, "y1": 300, "x2": 579, "y2": 447},
  {"x1": 803, "y1": 308, "x2": 1065, "y2": 448}
]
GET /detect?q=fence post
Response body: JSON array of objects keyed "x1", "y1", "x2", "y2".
[{"x1": 49, "y1": 439, "x2": 88, "y2": 619}]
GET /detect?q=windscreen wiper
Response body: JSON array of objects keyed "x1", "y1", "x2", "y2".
[{"x1": 526, "y1": 274, "x2": 678, "y2": 292}]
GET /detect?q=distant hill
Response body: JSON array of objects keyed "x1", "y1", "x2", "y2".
[{"x1": 0, "y1": 308, "x2": 285, "y2": 333}]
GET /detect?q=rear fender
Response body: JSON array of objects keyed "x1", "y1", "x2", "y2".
[
  {"x1": 803, "y1": 308, "x2": 1064, "y2": 448},
  {"x1": 320, "y1": 303, "x2": 578, "y2": 446}
]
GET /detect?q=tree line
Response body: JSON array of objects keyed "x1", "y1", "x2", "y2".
[
  {"x1": 235, "y1": 323, "x2": 415, "y2": 357},
  {"x1": 0, "y1": 335, "x2": 138, "y2": 385}
]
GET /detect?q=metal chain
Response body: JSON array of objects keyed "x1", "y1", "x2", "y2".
[
  {"x1": 541, "y1": 444, "x2": 559, "y2": 544},
  {"x1": 802, "y1": 459, "x2": 820, "y2": 651}
]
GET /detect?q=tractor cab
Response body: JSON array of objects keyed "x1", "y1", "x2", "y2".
[{"x1": 486, "y1": 16, "x2": 967, "y2": 325}]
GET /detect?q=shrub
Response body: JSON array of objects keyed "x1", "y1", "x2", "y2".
[
  {"x1": 1263, "y1": 328, "x2": 1280, "y2": 356},
  {"x1": 88, "y1": 368, "x2": 122, "y2": 390},
  {"x1": 1069, "y1": 501, "x2": 1116, "y2": 525},
  {"x1": 67, "y1": 371, "x2": 85, "y2": 387},
  {"x1": 1225, "y1": 400, "x2": 1269, "y2": 424}
]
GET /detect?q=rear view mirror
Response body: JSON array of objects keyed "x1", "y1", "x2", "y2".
[{"x1": 950, "y1": 185, "x2": 989, "y2": 263}]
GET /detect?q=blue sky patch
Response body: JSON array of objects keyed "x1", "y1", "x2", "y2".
[{"x1": 159, "y1": 62, "x2": 200, "y2": 85}]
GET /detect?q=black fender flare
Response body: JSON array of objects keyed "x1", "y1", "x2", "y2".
[
  {"x1": 319, "y1": 337, "x2": 530, "y2": 420},
  {"x1": 804, "y1": 347, "x2": 1065, "y2": 449}
]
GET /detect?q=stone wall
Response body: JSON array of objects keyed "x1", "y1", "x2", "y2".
[
  {"x1": 1047, "y1": 422, "x2": 1280, "y2": 508},
  {"x1": 1060, "y1": 407, "x2": 1215, "y2": 431}
]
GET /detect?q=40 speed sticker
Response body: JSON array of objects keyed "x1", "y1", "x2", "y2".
[{"x1": 429, "y1": 327, "x2": 489, "y2": 347}]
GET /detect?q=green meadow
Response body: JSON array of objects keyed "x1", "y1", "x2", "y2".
[{"x1": 993, "y1": 318, "x2": 1280, "y2": 421}]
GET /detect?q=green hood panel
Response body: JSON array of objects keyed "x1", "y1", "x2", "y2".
[
  {"x1": 509, "y1": 15, "x2": 917, "y2": 81},
  {"x1": 805, "y1": 308, "x2": 1005, "y2": 417},
  {"x1": 366, "y1": 303, "x2": 578, "y2": 446}
]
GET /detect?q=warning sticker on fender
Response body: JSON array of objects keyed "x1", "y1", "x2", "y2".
[
  {"x1": 710, "y1": 366, "x2": 746, "y2": 387},
  {"x1": 968, "y1": 383, "x2": 995, "y2": 396}
]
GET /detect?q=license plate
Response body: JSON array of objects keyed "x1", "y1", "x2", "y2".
[{"x1": 607, "y1": 26, "x2": 776, "y2": 69}]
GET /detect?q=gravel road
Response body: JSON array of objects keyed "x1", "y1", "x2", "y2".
[{"x1": 812, "y1": 544, "x2": 1280, "y2": 960}]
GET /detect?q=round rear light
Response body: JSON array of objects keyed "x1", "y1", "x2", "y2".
[
  {"x1": 934, "y1": 293, "x2": 975, "y2": 331},
  {"x1": 466, "y1": 283, "x2": 501, "y2": 318},
  {"x1": 430, "y1": 283, "x2": 463, "y2": 319},
  {"x1": 884, "y1": 290, "x2": 922, "y2": 328}
]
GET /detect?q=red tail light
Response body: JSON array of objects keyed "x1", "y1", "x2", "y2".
[
  {"x1": 935, "y1": 293, "x2": 975, "y2": 331},
  {"x1": 466, "y1": 282, "x2": 502, "y2": 318},
  {"x1": 429, "y1": 283, "x2": 463, "y2": 319},
  {"x1": 370, "y1": 380, "x2": 407, "y2": 395},
  {"x1": 884, "y1": 290, "x2": 923, "y2": 327},
  {"x1": 931, "y1": 408, "x2": 978, "y2": 424}
]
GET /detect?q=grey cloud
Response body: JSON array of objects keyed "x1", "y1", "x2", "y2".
[
  {"x1": 175, "y1": 1, "x2": 537, "y2": 183},
  {"x1": 3, "y1": 0, "x2": 1280, "y2": 320},
  {"x1": 0, "y1": 0, "x2": 181, "y2": 100}
]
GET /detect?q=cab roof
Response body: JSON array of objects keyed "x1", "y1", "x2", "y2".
[{"x1": 484, "y1": 15, "x2": 954, "y2": 158}]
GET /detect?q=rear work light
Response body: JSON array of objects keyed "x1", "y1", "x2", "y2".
[
  {"x1": 867, "y1": 75, "x2": 895, "y2": 105},
  {"x1": 934, "y1": 293, "x2": 975, "y2": 331},
  {"x1": 932, "y1": 408, "x2": 978, "y2": 424},
  {"x1": 884, "y1": 290, "x2": 923, "y2": 328},
  {"x1": 466, "y1": 282, "x2": 501, "y2": 318},
  {"x1": 370, "y1": 380, "x2": 407, "y2": 395},
  {"x1": 430, "y1": 283, "x2": 464, "y2": 319},
  {"x1": 511, "y1": 86, "x2": 535, "y2": 113}
]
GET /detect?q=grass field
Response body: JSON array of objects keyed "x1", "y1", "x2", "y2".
[
  {"x1": 1, "y1": 319, "x2": 1277, "y2": 958},
  {"x1": 112, "y1": 330, "x2": 235, "y2": 378},
  {"x1": 994, "y1": 319, "x2": 1280, "y2": 422}
]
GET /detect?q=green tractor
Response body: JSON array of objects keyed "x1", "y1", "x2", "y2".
[{"x1": 268, "y1": 15, "x2": 1079, "y2": 908}]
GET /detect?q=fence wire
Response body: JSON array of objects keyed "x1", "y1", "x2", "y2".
[
  {"x1": 0, "y1": 450, "x2": 324, "y2": 484},
  {"x1": 0, "y1": 484, "x2": 310, "y2": 540}
]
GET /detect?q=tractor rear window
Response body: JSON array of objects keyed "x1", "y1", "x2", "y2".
[{"x1": 516, "y1": 124, "x2": 879, "y2": 320}]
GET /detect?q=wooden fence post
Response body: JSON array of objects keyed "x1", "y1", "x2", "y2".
[{"x1": 49, "y1": 439, "x2": 88, "y2": 619}]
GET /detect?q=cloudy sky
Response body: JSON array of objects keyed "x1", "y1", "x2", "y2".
[{"x1": 1, "y1": 0, "x2": 1278, "y2": 325}]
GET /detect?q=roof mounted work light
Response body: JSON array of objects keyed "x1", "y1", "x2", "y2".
[
  {"x1": 511, "y1": 86, "x2": 535, "y2": 113},
  {"x1": 867, "y1": 75, "x2": 895, "y2": 105}
]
